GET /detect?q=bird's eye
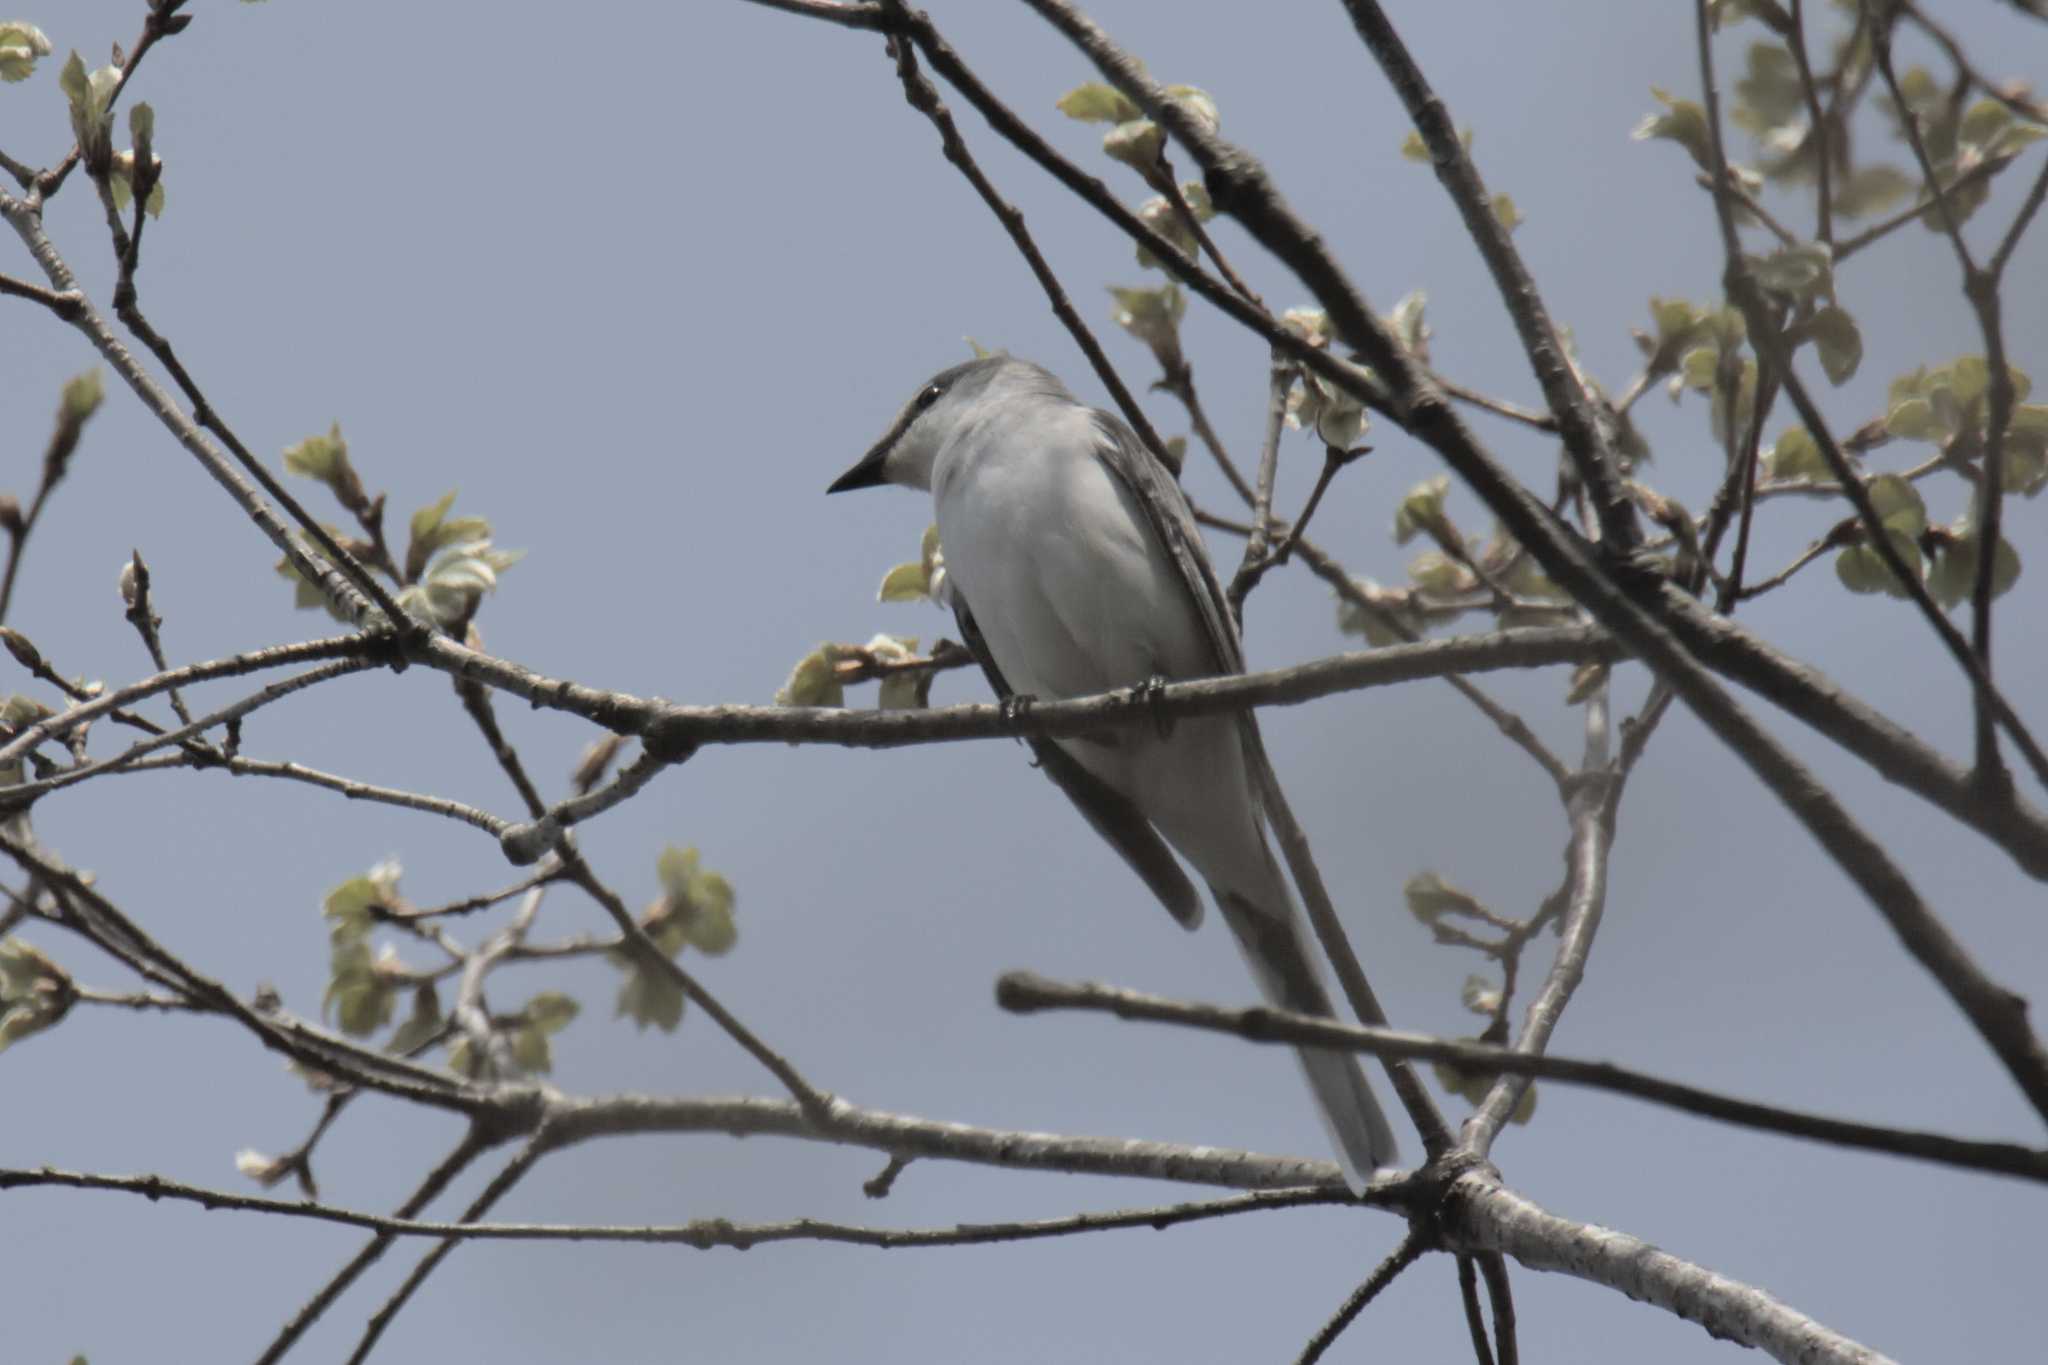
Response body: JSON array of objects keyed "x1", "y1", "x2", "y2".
[{"x1": 916, "y1": 383, "x2": 943, "y2": 410}]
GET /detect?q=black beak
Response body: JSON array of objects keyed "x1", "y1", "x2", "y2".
[
  {"x1": 826, "y1": 440, "x2": 890, "y2": 493},
  {"x1": 829, "y1": 401, "x2": 921, "y2": 493}
]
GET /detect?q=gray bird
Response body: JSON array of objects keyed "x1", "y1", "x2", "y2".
[{"x1": 829, "y1": 355, "x2": 1397, "y2": 1180}]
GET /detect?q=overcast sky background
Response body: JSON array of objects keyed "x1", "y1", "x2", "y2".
[{"x1": 4, "y1": 2, "x2": 2046, "y2": 1361}]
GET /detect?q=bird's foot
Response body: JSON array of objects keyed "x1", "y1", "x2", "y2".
[
  {"x1": 1130, "y1": 675, "x2": 1175, "y2": 741},
  {"x1": 998, "y1": 692, "x2": 1037, "y2": 734}
]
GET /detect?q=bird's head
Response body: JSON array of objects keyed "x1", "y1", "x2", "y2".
[{"x1": 828, "y1": 355, "x2": 1059, "y2": 495}]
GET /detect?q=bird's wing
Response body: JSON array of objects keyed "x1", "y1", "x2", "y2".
[
  {"x1": 954, "y1": 598, "x2": 1204, "y2": 929},
  {"x1": 1085, "y1": 412, "x2": 1246, "y2": 678}
]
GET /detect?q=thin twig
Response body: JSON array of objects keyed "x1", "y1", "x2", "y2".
[
  {"x1": 556, "y1": 851, "x2": 832, "y2": 1116},
  {"x1": 347, "y1": 1136, "x2": 548, "y2": 1362},
  {"x1": 1226, "y1": 356, "x2": 1293, "y2": 615},
  {"x1": 256, "y1": 1125, "x2": 501, "y2": 1365},
  {"x1": 1297, "y1": 1233, "x2": 1428, "y2": 1364},
  {"x1": 1461, "y1": 702, "x2": 1614, "y2": 1156},
  {"x1": 0, "y1": 1165, "x2": 1348, "y2": 1248},
  {"x1": 0, "y1": 191, "x2": 392, "y2": 626},
  {"x1": 118, "y1": 552, "x2": 193, "y2": 725},
  {"x1": 0, "y1": 633, "x2": 369, "y2": 769},
  {"x1": 0, "y1": 659, "x2": 382, "y2": 808},
  {"x1": 997, "y1": 973, "x2": 2048, "y2": 1183},
  {"x1": 498, "y1": 740, "x2": 688, "y2": 865},
  {"x1": 1788, "y1": 0, "x2": 1835, "y2": 246},
  {"x1": 1834, "y1": 156, "x2": 2003, "y2": 261},
  {"x1": 1437, "y1": 376, "x2": 1560, "y2": 432},
  {"x1": 1697, "y1": 2, "x2": 2048, "y2": 793},
  {"x1": 1479, "y1": 1252, "x2": 1521, "y2": 1365},
  {"x1": 1456, "y1": 1255, "x2": 1499, "y2": 1365},
  {"x1": 877, "y1": 2, "x2": 1178, "y2": 469},
  {"x1": 1321, "y1": 0, "x2": 1641, "y2": 551}
]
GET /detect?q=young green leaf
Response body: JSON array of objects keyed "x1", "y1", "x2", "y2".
[
  {"x1": 774, "y1": 647, "x2": 844, "y2": 708},
  {"x1": 1634, "y1": 87, "x2": 1714, "y2": 169},
  {"x1": 1055, "y1": 83, "x2": 1140, "y2": 125},
  {"x1": 0, "y1": 22, "x2": 51, "y2": 82},
  {"x1": 877, "y1": 561, "x2": 928, "y2": 602}
]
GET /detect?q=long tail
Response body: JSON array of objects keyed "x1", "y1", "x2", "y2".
[{"x1": 1215, "y1": 888, "x2": 1399, "y2": 1186}]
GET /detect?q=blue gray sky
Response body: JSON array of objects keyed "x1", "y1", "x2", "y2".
[{"x1": 4, "y1": 2, "x2": 2045, "y2": 1361}]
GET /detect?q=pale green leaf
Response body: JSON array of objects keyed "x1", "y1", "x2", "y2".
[
  {"x1": 524, "y1": 991, "x2": 580, "y2": 1035},
  {"x1": 409, "y1": 489, "x2": 457, "y2": 544},
  {"x1": 877, "y1": 561, "x2": 928, "y2": 603},
  {"x1": 0, "y1": 22, "x2": 51, "y2": 82},
  {"x1": 1393, "y1": 476, "x2": 1449, "y2": 545},
  {"x1": 1055, "y1": 82, "x2": 1140, "y2": 124},
  {"x1": 1633, "y1": 87, "x2": 1713, "y2": 169},
  {"x1": 1806, "y1": 306, "x2": 1861, "y2": 386},
  {"x1": 774, "y1": 648, "x2": 843, "y2": 708}
]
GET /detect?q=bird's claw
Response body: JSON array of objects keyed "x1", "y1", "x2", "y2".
[
  {"x1": 999, "y1": 692, "x2": 1037, "y2": 733},
  {"x1": 1130, "y1": 674, "x2": 1175, "y2": 741}
]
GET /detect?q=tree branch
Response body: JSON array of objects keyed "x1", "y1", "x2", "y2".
[
  {"x1": 1445, "y1": 1180, "x2": 1896, "y2": 1365},
  {"x1": 256, "y1": 1124, "x2": 502, "y2": 1365},
  {"x1": 1297, "y1": 1232, "x2": 1428, "y2": 1365},
  {"x1": 1329, "y1": 0, "x2": 1642, "y2": 553},
  {"x1": 0, "y1": 1165, "x2": 1349, "y2": 1248},
  {"x1": 996, "y1": 974, "x2": 2048, "y2": 1184}
]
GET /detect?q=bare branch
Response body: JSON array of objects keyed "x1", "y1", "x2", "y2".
[
  {"x1": 0, "y1": 633, "x2": 369, "y2": 768},
  {"x1": 997, "y1": 974, "x2": 2048, "y2": 1184},
  {"x1": 1297, "y1": 1233, "x2": 1428, "y2": 1364},
  {"x1": 0, "y1": 1165, "x2": 1347, "y2": 1248},
  {"x1": 0, "y1": 191, "x2": 397, "y2": 627},
  {"x1": 545, "y1": 1091, "x2": 1369, "y2": 1193},
  {"x1": 0, "y1": 270, "x2": 83, "y2": 319},
  {"x1": 1455, "y1": 1255, "x2": 1499, "y2": 1365},
  {"x1": 419, "y1": 628, "x2": 1613, "y2": 756},
  {"x1": 257, "y1": 1124, "x2": 502, "y2": 1365},
  {"x1": 876, "y1": 1, "x2": 1178, "y2": 470},
  {"x1": 498, "y1": 741, "x2": 685, "y2": 866},
  {"x1": 1461, "y1": 757, "x2": 1613, "y2": 1153},
  {"x1": 1448, "y1": 1181, "x2": 1897, "y2": 1365},
  {"x1": 1322, "y1": 0, "x2": 1641, "y2": 551},
  {"x1": 1, "y1": 659, "x2": 381, "y2": 807},
  {"x1": 347, "y1": 1138, "x2": 547, "y2": 1362}
]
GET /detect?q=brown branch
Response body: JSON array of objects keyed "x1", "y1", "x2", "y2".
[
  {"x1": 0, "y1": 832, "x2": 479, "y2": 1114},
  {"x1": 1297, "y1": 1233, "x2": 1428, "y2": 1364},
  {"x1": 562, "y1": 849, "x2": 831, "y2": 1114},
  {"x1": 419, "y1": 628, "x2": 1615, "y2": 756},
  {"x1": 498, "y1": 741, "x2": 686, "y2": 865},
  {"x1": 1833, "y1": 155, "x2": 2004, "y2": 261},
  {"x1": 0, "y1": 633, "x2": 370, "y2": 769},
  {"x1": 544, "y1": 1090, "x2": 1370, "y2": 1193},
  {"x1": 347, "y1": 1137, "x2": 547, "y2": 1363},
  {"x1": 0, "y1": 1164, "x2": 1348, "y2": 1248},
  {"x1": 0, "y1": 270, "x2": 83, "y2": 319},
  {"x1": 0, "y1": 372, "x2": 105, "y2": 623},
  {"x1": 1478, "y1": 1252, "x2": 1521, "y2": 1365},
  {"x1": 1461, "y1": 715, "x2": 1614, "y2": 1156},
  {"x1": 0, "y1": 659, "x2": 382, "y2": 808},
  {"x1": 1253, "y1": 728, "x2": 1455, "y2": 1156},
  {"x1": 1437, "y1": 376, "x2": 1560, "y2": 433},
  {"x1": 256, "y1": 1124, "x2": 502, "y2": 1365},
  {"x1": 877, "y1": 0, "x2": 1177, "y2": 470},
  {"x1": 1788, "y1": 0, "x2": 1835, "y2": 245},
  {"x1": 1226, "y1": 356, "x2": 1293, "y2": 614},
  {"x1": 1901, "y1": 2, "x2": 2048, "y2": 124},
  {"x1": 1315, "y1": 0, "x2": 1641, "y2": 551},
  {"x1": 0, "y1": 192, "x2": 390, "y2": 626},
  {"x1": 997, "y1": 973, "x2": 2048, "y2": 1184},
  {"x1": 1455, "y1": 1255, "x2": 1498, "y2": 1365}
]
